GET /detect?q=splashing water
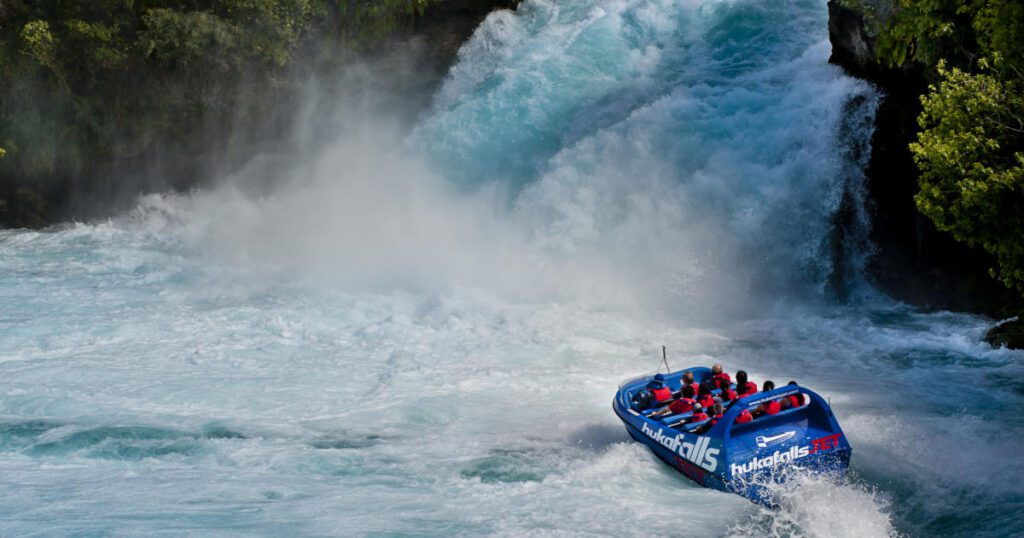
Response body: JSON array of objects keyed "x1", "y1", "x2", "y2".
[{"x1": 1, "y1": 0, "x2": 1022, "y2": 536}]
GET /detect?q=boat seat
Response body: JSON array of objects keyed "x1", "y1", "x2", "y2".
[
  {"x1": 659, "y1": 411, "x2": 693, "y2": 423},
  {"x1": 665, "y1": 416, "x2": 711, "y2": 432},
  {"x1": 640, "y1": 400, "x2": 676, "y2": 415}
]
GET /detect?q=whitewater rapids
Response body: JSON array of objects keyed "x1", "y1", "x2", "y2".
[{"x1": 1, "y1": 0, "x2": 1022, "y2": 536}]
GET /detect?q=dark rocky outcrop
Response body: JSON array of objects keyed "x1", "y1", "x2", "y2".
[{"x1": 985, "y1": 318, "x2": 1024, "y2": 350}]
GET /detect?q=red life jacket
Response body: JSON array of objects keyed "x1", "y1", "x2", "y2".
[
  {"x1": 698, "y1": 395, "x2": 715, "y2": 408},
  {"x1": 713, "y1": 373, "x2": 732, "y2": 389},
  {"x1": 788, "y1": 393, "x2": 805, "y2": 407},
  {"x1": 735, "y1": 410, "x2": 753, "y2": 424},
  {"x1": 690, "y1": 412, "x2": 708, "y2": 423},
  {"x1": 737, "y1": 381, "x2": 758, "y2": 396},
  {"x1": 765, "y1": 400, "x2": 782, "y2": 415},
  {"x1": 652, "y1": 386, "x2": 672, "y2": 402},
  {"x1": 710, "y1": 413, "x2": 724, "y2": 426},
  {"x1": 721, "y1": 388, "x2": 737, "y2": 401},
  {"x1": 687, "y1": 382, "x2": 700, "y2": 396},
  {"x1": 669, "y1": 398, "x2": 695, "y2": 415}
]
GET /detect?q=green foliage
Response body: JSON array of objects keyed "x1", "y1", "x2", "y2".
[
  {"x1": 876, "y1": 0, "x2": 974, "y2": 69},
  {"x1": 867, "y1": 0, "x2": 1024, "y2": 295},
  {"x1": 336, "y1": 0, "x2": 432, "y2": 41},
  {"x1": 877, "y1": 0, "x2": 1024, "y2": 70},
  {"x1": 912, "y1": 62, "x2": 1024, "y2": 291},
  {"x1": 20, "y1": 20, "x2": 58, "y2": 69},
  {"x1": 0, "y1": 0, "x2": 442, "y2": 226}
]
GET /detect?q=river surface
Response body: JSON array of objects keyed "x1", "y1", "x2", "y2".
[{"x1": 2, "y1": 0, "x2": 1022, "y2": 536}]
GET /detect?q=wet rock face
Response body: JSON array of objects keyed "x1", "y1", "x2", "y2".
[
  {"x1": 986, "y1": 318, "x2": 1024, "y2": 350},
  {"x1": 827, "y1": 1, "x2": 877, "y2": 79}
]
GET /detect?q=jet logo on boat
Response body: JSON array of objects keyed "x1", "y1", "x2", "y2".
[
  {"x1": 730, "y1": 433, "x2": 845, "y2": 475},
  {"x1": 755, "y1": 431, "x2": 796, "y2": 448},
  {"x1": 730, "y1": 444, "x2": 811, "y2": 475},
  {"x1": 641, "y1": 422, "x2": 720, "y2": 472}
]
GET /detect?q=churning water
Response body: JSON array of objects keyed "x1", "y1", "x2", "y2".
[{"x1": 1, "y1": 0, "x2": 1022, "y2": 536}]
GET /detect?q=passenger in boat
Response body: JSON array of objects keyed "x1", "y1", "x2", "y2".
[
  {"x1": 680, "y1": 371, "x2": 699, "y2": 396},
  {"x1": 735, "y1": 408, "x2": 753, "y2": 424},
  {"x1": 787, "y1": 381, "x2": 805, "y2": 407},
  {"x1": 710, "y1": 403, "x2": 725, "y2": 425},
  {"x1": 697, "y1": 383, "x2": 715, "y2": 409},
  {"x1": 688, "y1": 403, "x2": 708, "y2": 423},
  {"x1": 752, "y1": 381, "x2": 782, "y2": 416},
  {"x1": 650, "y1": 386, "x2": 696, "y2": 418},
  {"x1": 712, "y1": 363, "x2": 732, "y2": 389},
  {"x1": 719, "y1": 383, "x2": 738, "y2": 403},
  {"x1": 735, "y1": 370, "x2": 758, "y2": 396},
  {"x1": 635, "y1": 374, "x2": 672, "y2": 410},
  {"x1": 651, "y1": 373, "x2": 673, "y2": 403}
]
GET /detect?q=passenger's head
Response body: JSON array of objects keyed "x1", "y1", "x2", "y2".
[
  {"x1": 699, "y1": 381, "x2": 714, "y2": 396},
  {"x1": 712, "y1": 363, "x2": 723, "y2": 375},
  {"x1": 788, "y1": 380, "x2": 798, "y2": 387},
  {"x1": 693, "y1": 403, "x2": 704, "y2": 414},
  {"x1": 683, "y1": 371, "x2": 694, "y2": 384},
  {"x1": 736, "y1": 370, "x2": 748, "y2": 385},
  {"x1": 763, "y1": 380, "x2": 775, "y2": 392},
  {"x1": 712, "y1": 403, "x2": 724, "y2": 416},
  {"x1": 682, "y1": 385, "x2": 695, "y2": 399}
]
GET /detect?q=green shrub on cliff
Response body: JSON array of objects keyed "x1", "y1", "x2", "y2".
[
  {"x1": 912, "y1": 60, "x2": 1024, "y2": 291},
  {"x1": 877, "y1": 0, "x2": 1024, "y2": 70},
  {"x1": 871, "y1": 0, "x2": 1024, "y2": 294}
]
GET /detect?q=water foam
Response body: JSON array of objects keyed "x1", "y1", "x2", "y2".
[{"x1": 1, "y1": 0, "x2": 1020, "y2": 536}]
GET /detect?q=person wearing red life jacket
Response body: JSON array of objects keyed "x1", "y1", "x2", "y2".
[
  {"x1": 756, "y1": 381, "x2": 782, "y2": 415},
  {"x1": 634, "y1": 373, "x2": 672, "y2": 410},
  {"x1": 734, "y1": 370, "x2": 758, "y2": 397},
  {"x1": 709, "y1": 403, "x2": 725, "y2": 426},
  {"x1": 688, "y1": 403, "x2": 709, "y2": 423},
  {"x1": 650, "y1": 386, "x2": 696, "y2": 418},
  {"x1": 719, "y1": 384, "x2": 738, "y2": 403},
  {"x1": 650, "y1": 373, "x2": 673, "y2": 403},
  {"x1": 735, "y1": 409, "x2": 753, "y2": 424},
  {"x1": 669, "y1": 386, "x2": 697, "y2": 415},
  {"x1": 697, "y1": 382, "x2": 715, "y2": 409},
  {"x1": 680, "y1": 371, "x2": 699, "y2": 397},
  {"x1": 787, "y1": 380, "x2": 805, "y2": 407},
  {"x1": 711, "y1": 363, "x2": 732, "y2": 390}
]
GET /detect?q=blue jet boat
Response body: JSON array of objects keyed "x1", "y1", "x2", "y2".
[{"x1": 613, "y1": 367, "x2": 850, "y2": 506}]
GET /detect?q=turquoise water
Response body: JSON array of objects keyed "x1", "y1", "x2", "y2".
[{"x1": 2, "y1": 0, "x2": 1022, "y2": 536}]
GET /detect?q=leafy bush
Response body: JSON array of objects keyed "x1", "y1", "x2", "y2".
[
  {"x1": 912, "y1": 61, "x2": 1024, "y2": 291},
  {"x1": 868, "y1": 0, "x2": 1024, "y2": 294}
]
